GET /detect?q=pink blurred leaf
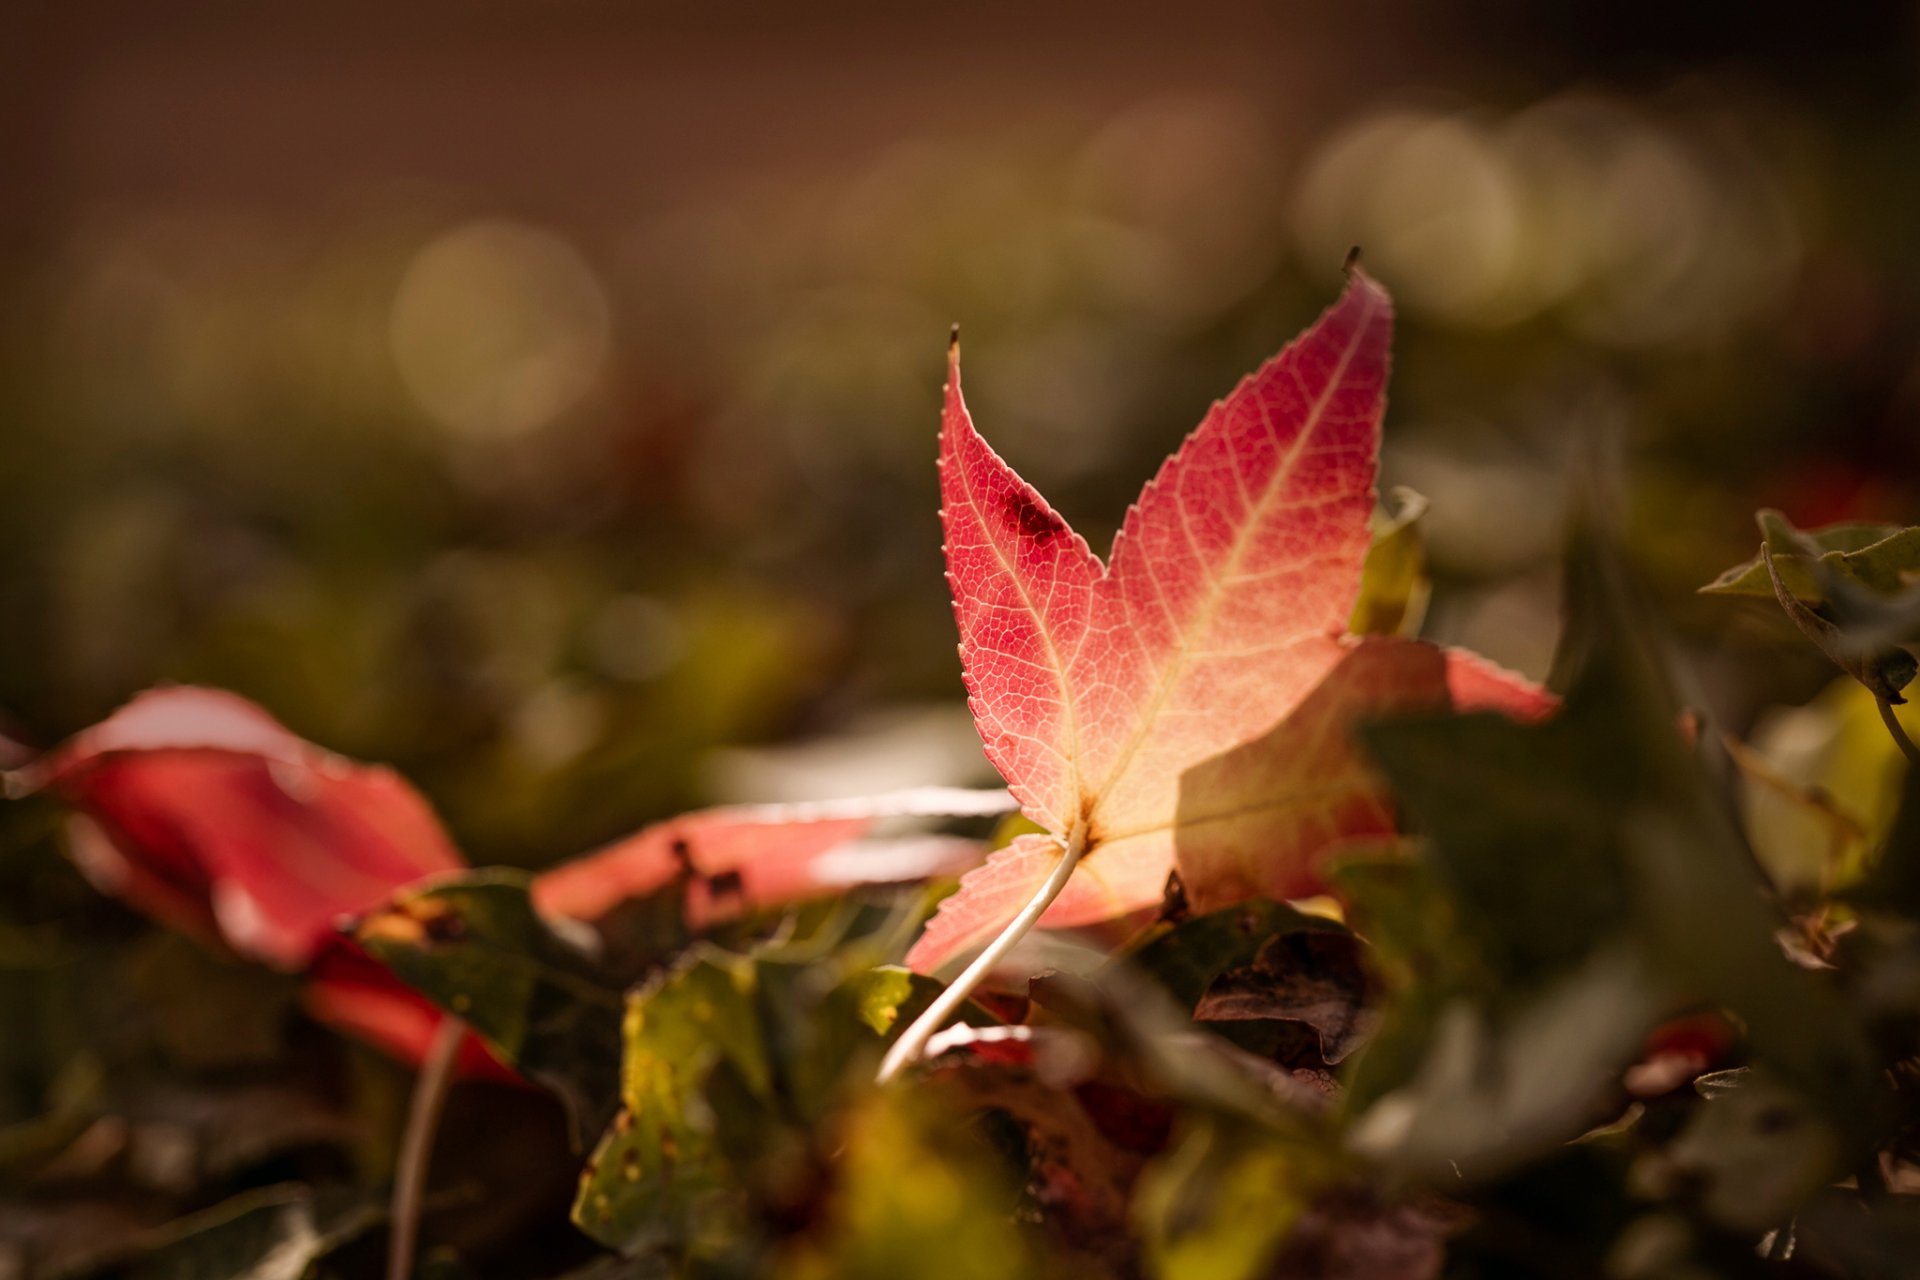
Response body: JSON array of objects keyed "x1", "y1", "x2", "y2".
[
  {"x1": 531, "y1": 787, "x2": 1009, "y2": 924},
  {"x1": 14, "y1": 687, "x2": 465, "y2": 969}
]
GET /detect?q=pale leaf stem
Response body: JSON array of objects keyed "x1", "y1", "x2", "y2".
[
  {"x1": 876, "y1": 819, "x2": 1089, "y2": 1083},
  {"x1": 387, "y1": 1016, "x2": 465, "y2": 1280},
  {"x1": 1877, "y1": 696, "x2": 1920, "y2": 768}
]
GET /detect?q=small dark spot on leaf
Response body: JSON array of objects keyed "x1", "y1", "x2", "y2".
[
  {"x1": 422, "y1": 911, "x2": 466, "y2": 944},
  {"x1": 1003, "y1": 490, "x2": 1057, "y2": 544},
  {"x1": 1157, "y1": 871, "x2": 1189, "y2": 923}
]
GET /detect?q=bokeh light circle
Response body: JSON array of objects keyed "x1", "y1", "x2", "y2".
[{"x1": 389, "y1": 219, "x2": 612, "y2": 440}]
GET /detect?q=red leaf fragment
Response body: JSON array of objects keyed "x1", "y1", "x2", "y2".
[
  {"x1": 15, "y1": 687, "x2": 464, "y2": 970},
  {"x1": 530, "y1": 788, "x2": 1006, "y2": 924}
]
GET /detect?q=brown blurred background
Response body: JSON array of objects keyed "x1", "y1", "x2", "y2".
[{"x1": 4, "y1": 0, "x2": 1919, "y2": 866}]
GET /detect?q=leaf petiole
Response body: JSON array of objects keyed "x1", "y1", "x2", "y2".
[
  {"x1": 1877, "y1": 696, "x2": 1920, "y2": 768},
  {"x1": 388, "y1": 1017, "x2": 464, "y2": 1280},
  {"x1": 877, "y1": 818, "x2": 1089, "y2": 1083}
]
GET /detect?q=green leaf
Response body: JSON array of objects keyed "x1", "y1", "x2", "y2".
[
  {"x1": 1349, "y1": 487, "x2": 1431, "y2": 638},
  {"x1": 355, "y1": 870, "x2": 626, "y2": 1145},
  {"x1": 1702, "y1": 509, "x2": 1920, "y2": 601},
  {"x1": 572, "y1": 943, "x2": 953, "y2": 1260},
  {"x1": 1703, "y1": 508, "x2": 1920, "y2": 702},
  {"x1": 1351, "y1": 524, "x2": 1879, "y2": 1174},
  {"x1": 1760, "y1": 542, "x2": 1917, "y2": 703},
  {"x1": 838, "y1": 965, "x2": 915, "y2": 1036},
  {"x1": 572, "y1": 948, "x2": 767, "y2": 1257},
  {"x1": 1632, "y1": 1068, "x2": 1840, "y2": 1234},
  {"x1": 1134, "y1": 1117, "x2": 1324, "y2": 1280},
  {"x1": 779, "y1": 1091, "x2": 1040, "y2": 1280},
  {"x1": 1345, "y1": 947, "x2": 1659, "y2": 1181},
  {"x1": 1745, "y1": 673, "x2": 1920, "y2": 894},
  {"x1": 1723, "y1": 733, "x2": 1869, "y2": 899}
]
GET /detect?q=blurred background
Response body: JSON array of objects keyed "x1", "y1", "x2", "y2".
[
  {"x1": 3, "y1": 0, "x2": 1919, "y2": 880},
  {"x1": 6, "y1": 3, "x2": 1920, "y2": 1272}
]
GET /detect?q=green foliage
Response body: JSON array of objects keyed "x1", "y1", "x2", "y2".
[
  {"x1": 355, "y1": 871, "x2": 628, "y2": 1145},
  {"x1": 1352, "y1": 530, "x2": 1877, "y2": 1177},
  {"x1": 1703, "y1": 509, "x2": 1920, "y2": 602},
  {"x1": 571, "y1": 931, "x2": 952, "y2": 1268},
  {"x1": 1133, "y1": 1119, "x2": 1318, "y2": 1280},
  {"x1": 1706, "y1": 508, "x2": 1920, "y2": 703},
  {"x1": 1348, "y1": 487, "x2": 1431, "y2": 638},
  {"x1": 779, "y1": 1091, "x2": 1041, "y2": 1280}
]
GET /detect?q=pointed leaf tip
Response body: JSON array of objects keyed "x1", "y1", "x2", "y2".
[{"x1": 1344, "y1": 244, "x2": 1364, "y2": 275}]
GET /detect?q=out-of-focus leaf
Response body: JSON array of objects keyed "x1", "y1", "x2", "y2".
[
  {"x1": 303, "y1": 939, "x2": 521, "y2": 1084},
  {"x1": 1702, "y1": 509, "x2": 1920, "y2": 601},
  {"x1": 922, "y1": 1034, "x2": 1155, "y2": 1272},
  {"x1": 355, "y1": 870, "x2": 625, "y2": 1140},
  {"x1": 1349, "y1": 487, "x2": 1432, "y2": 638},
  {"x1": 1264, "y1": 1191, "x2": 1454, "y2": 1280},
  {"x1": 1722, "y1": 733, "x2": 1868, "y2": 898},
  {"x1": 919, "y1": 963, "x2": 1345, "y2": 1279},
  {"x1": 1797, "y1": 1193, "x2": 1920, "y2": 1280},
  {"x1": 1134, "y1": 1117, "x2": 1327, "y2": 1280},
  {"x1": 1126, "y1": 896, "x2": 1380, "y2": 1070},
  {"x1": 572, "y1": 942, "x2": 953, "y2": 1261},
  {"x1": 779, "y1": 1090, "x2": 1039, "y2": 1280},
  {"x1": 1346, "y1": 947, "x2": 1658, "y2": 1181},
  {"x1": 1761, "y1": 543, "x2": 1918, "y2": 702},
  {"x1": 1745, "y1": 674, "x2": 1920, "y2": 901},
  {"x1": 1349, "y1": 525, "x2": 1878, "y2": 1178},
  {"x1": 1628, "y1": 1068, "x2": 1839, "y2": 1234},
  {"x1": 126, "y1": 1184, "x2": 381, "y2": 1280},
  {"x1": 1027, "y1": 967, "x2": 1345, "y2": 1141},
  {"x1": 14, "y1": 686, "x2": 466, "y2": 970}
]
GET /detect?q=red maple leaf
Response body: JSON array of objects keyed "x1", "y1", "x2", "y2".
[{"x1": 907, "y1": 269, "x2": 1551, "y2": 975}]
